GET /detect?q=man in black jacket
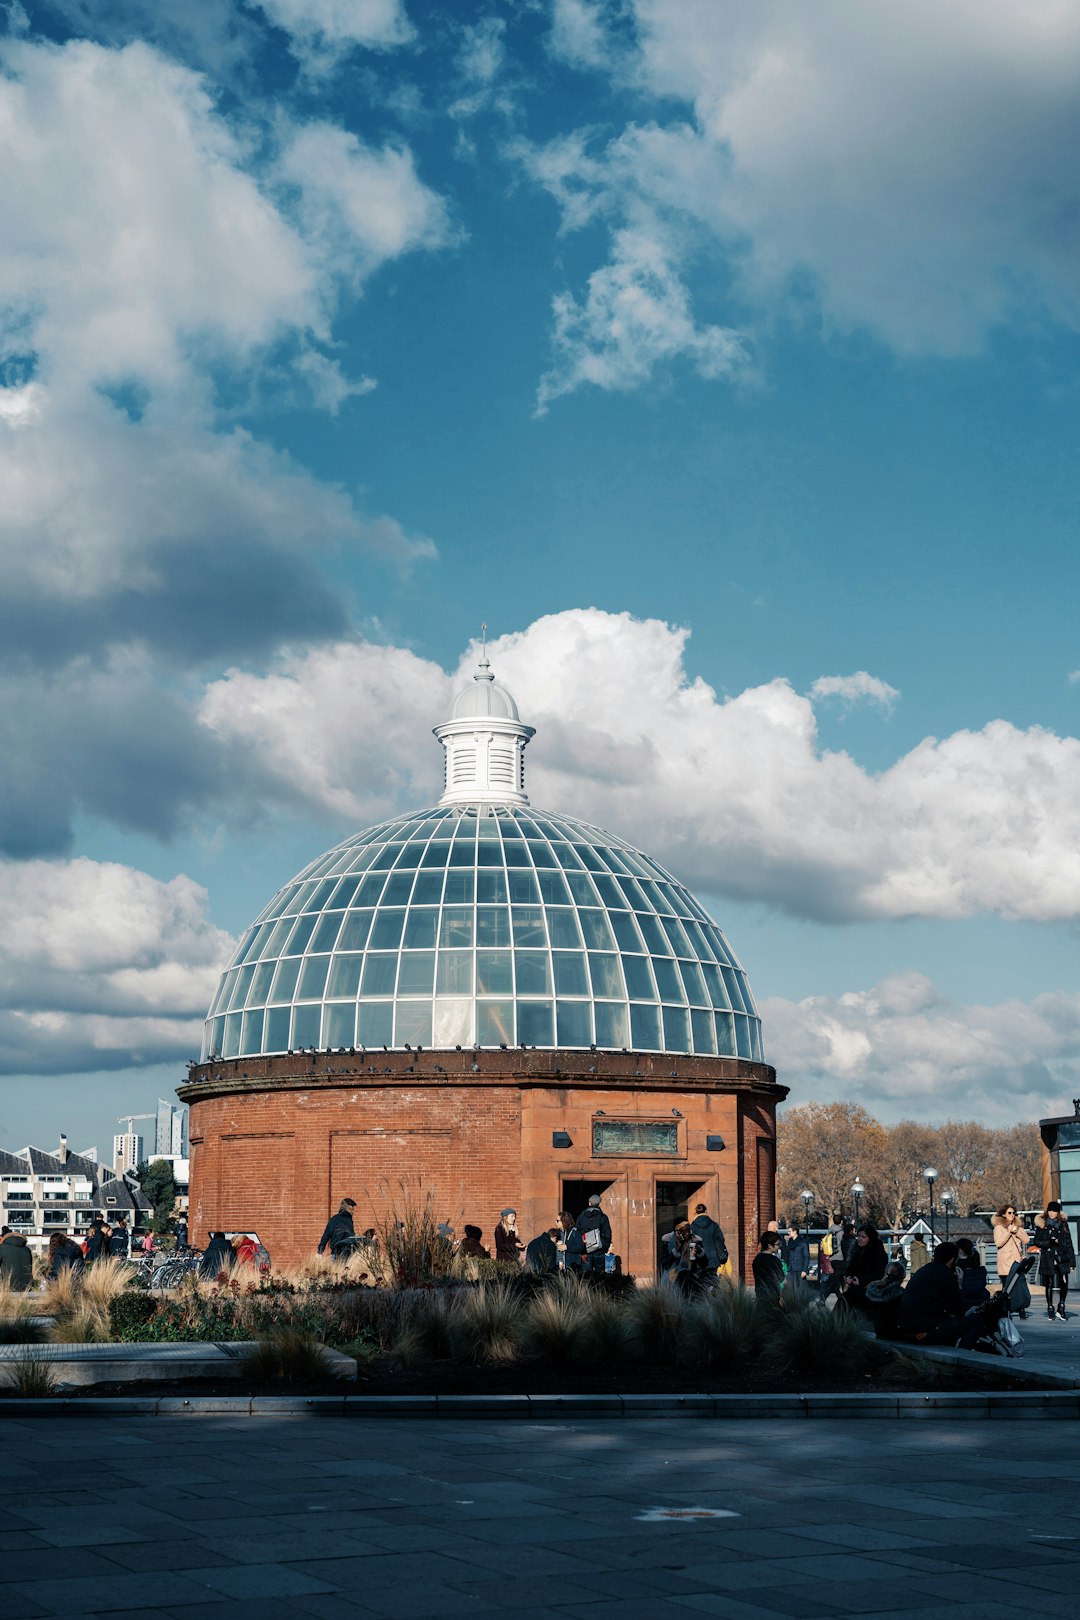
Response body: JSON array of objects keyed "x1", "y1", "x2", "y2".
[
  {"x1": 317, "y1": 1197, "x2": 358, "y2": 1260},
  {"x1": 689, "y1": 1205, "x2": 728, "y2": 1278},
  {"x1": 898, "y1": 1242, "x2": 981, "y2": 1348},
  {"x1": 577, "y1": 1195, "x2": 612, "y2": 1275},
  {"x1": 525, "y1": 1227, "x2": 560, "y2": 1275}
]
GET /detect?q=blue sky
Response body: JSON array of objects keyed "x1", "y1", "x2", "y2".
[{"x1": 1, "y1": 0, "x2": 1078, "y2": 1150}]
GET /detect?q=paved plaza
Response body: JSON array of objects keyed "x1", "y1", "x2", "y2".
[{"x1": 2, "y1": 1405, "x2": 1078, "y2": 1620}]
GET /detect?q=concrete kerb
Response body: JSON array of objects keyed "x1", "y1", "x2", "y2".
[{"x1": 2, "y1": 1388, "x2": 1079, "y2": 1419}]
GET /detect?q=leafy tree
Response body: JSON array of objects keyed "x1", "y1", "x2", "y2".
[{"x1": 136, "y1": 1158, "x2": 177, "y2": 1235}]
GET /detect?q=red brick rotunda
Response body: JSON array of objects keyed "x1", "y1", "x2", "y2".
[{"x1": 179, "y1": 655, "x2": 785, "y2": 1279}]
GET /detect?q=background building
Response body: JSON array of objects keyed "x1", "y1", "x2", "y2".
[
  {"x1": 0, "y1": 1135, "x2": 150, "y2": 1254},
  {"x1": 181, "y1": 660, "x2": 784, "y2": 1275},
  {"x1": 113, "y1": 1130, "x2": 143, "y2": 1174}
]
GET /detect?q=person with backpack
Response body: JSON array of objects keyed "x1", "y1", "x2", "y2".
[
  {"x1": 688, "y1": 1204, "x2": 728, "y2": 1281},
  {"x1": 577, "y1": 1194, "x2": 612, "y2": 1275}
]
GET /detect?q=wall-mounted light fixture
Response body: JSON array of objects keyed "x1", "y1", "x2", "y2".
[
  {"x1": 706, "y1": 1134, "x2": 726, "y2": 1152},
  {"x1": 552, "y1": 1130, "x2": 572, "y2": 1149}
]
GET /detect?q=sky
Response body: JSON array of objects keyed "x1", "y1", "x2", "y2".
[{"x1": 1, "y1": 0, "x2": 1078, "y2": 1151}]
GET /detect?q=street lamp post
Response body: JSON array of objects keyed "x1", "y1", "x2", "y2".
[
  {"x1": 941, "y1": 1190, "x2": 953, "y2": 1242},
  {"x1": 924, "y1": 1167, "x2": 938, "y2": 1250},
  {"x1": 851, "y1": 1179, "x2": 865, "y2": 1227},
  {"x1": 801, "y1": 1189, "x2": 813, "y2": 1238}
]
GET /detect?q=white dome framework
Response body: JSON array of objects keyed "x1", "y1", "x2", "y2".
[{"x1": 202, "y1": 659, "x2": 764, "y2": 1065}]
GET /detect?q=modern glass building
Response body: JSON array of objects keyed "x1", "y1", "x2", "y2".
[{"x1": 202, "y1": 659, "x2": 763, "y2": 1067}]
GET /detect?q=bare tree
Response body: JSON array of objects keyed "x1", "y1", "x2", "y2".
[{"x1": 777, "y1": 1102, "x2": 889, "y2": 1224}]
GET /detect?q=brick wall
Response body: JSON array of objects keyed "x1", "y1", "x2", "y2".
[{"x1": 181, "y1": 1049, "x2": 783, "y2": 1280}]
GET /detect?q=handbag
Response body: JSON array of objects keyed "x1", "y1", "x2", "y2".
[{"x1": 994, "y1": 1316, "x2": 1024, "y2": 1357}]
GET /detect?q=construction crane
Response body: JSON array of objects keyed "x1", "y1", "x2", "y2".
[{"x1": 116, "y1": 1113, "x2": 155, "y2": 1136}]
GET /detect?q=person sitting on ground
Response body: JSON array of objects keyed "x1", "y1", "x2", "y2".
[
  {"x1": 897, "y1": 1240, "x2": 982, "y2": 1348},
  {"x1": 458, "y1": 1224, "x2": 489, "y2": 1260},
  {"x1": 865, "y1": 1260, "x2": 907, "y2": 1338},
  {"x1": 955, "y1": 1237, "x2": 990, "y2": 1306},
  {"x1": 317, "y1": 1197, "x2": 358, "y2": 1261},
  {"x1": 525, "y1": 1226, "x2": 560, "y2": 1276},
  {"x1": 199, "y1": 1230, "x2": 234, "y2": 1279},
  {"x1": 45, "y1": 1230, "x2": 85, "y2": 1280},
  {"x1": 839, "y1": 1222, "x2": 889, "y2": 1314},
  {"x1": 0, "y1": 1225, "x2": 33, "y2": 1291},
  {"x1": 752, "y1": 1231, "x2": 785, "y2": 1300},
  {"x1": 577, "y1": 1194, "x2": 613, "y2": 1275}
]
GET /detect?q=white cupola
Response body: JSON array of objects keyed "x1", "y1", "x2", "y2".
[{"x1": 434, "y1": 654, "x2": 535, "y2": 806}]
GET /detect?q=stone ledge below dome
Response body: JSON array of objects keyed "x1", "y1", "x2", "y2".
[{"x1": 179, "y1": 1047, "x2": 782, "y2": 1105}]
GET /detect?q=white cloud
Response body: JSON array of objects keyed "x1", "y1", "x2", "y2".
[
  {"x1": 0, "y1": 38, "x2": 316, "y2": 392},
  {"x1": 0, "y1": 858, "x2": 232, "y2": 1074},
  {"x1": 536, "y1": 219, "x2": 747, "y2": 411},
  {"x1": 527, "y1": 0, "x2": 1080, "y2": 397},
  {"x1": 765, "y1": 972, "x2": 1080, "y2": 1126},
  {"x1": 278, "y1": 120, "x2": 452, "y2": 282},
  {"x1": 197, "y1": 609, "x2": 1080, "y2": 925},
  {"x1": 0, "y1": 388, "x2": 431, "y2": 660},
  {"x1": 199, "y1": 640, "x2": 453, "y2": 822},
  {"x1": 810, "y1": 672, "x2": 899, "y2": 712},
  {"x1": 293, "y1": 349, "x2": 377, "y2": 414},
  {"x1": 0, "y1": 37, "x2": 443, "y2": 670},
  {"x1": 549, "y1": 0, "x2": 613, "y2": 70},
  {"x1": 1068, "y1": 670, "x2": 1080, "y2": 685},
  {"x1": 255, "y1": 0, "x2": 413, "y2": 63}
]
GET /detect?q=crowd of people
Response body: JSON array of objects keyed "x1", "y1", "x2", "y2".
[
  {"x1": 315, "y1": 1195, "x2": 730, "y2": 1286},
  {"x1": 749, "y1": 1199, "x2": 1075, "y2": 1348}
]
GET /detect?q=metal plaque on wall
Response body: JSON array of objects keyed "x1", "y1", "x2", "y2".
[{"x1": 592, "y1": 1119, "x2": 680, "y2": 1157}]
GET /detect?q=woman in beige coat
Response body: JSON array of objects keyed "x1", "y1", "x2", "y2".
[{"x1": 993, "y1": 1204, "x2": 1030, "y2": 1318}]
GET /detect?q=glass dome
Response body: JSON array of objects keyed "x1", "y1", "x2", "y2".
[{"x1": 202, "y1": 804, "x2": 763, "y2": 1064}]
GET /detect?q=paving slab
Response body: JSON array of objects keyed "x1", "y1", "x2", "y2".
[{"x1": 4, "y1": 1412, "x2": 1080, "y2": 1617}]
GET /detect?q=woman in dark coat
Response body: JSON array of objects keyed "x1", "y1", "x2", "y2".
[
  {"x1": 839, "y1": 1223, "x2": 888, "y2": 1314},
  {"x1": 494, "y1": 1209, "x2": 524, "y2": 1264},
  {"x1": 1035, "y1": 1200, "x2": 1076, "y2": 1321}
]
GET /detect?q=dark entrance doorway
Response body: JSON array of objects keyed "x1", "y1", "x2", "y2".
[
  {"x1": 655, "y1": 1179, "x2": 710, "y2": 1279},
  {"x1": 560, "y1": 1178, "x2": 615, "y2": 1222}
]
